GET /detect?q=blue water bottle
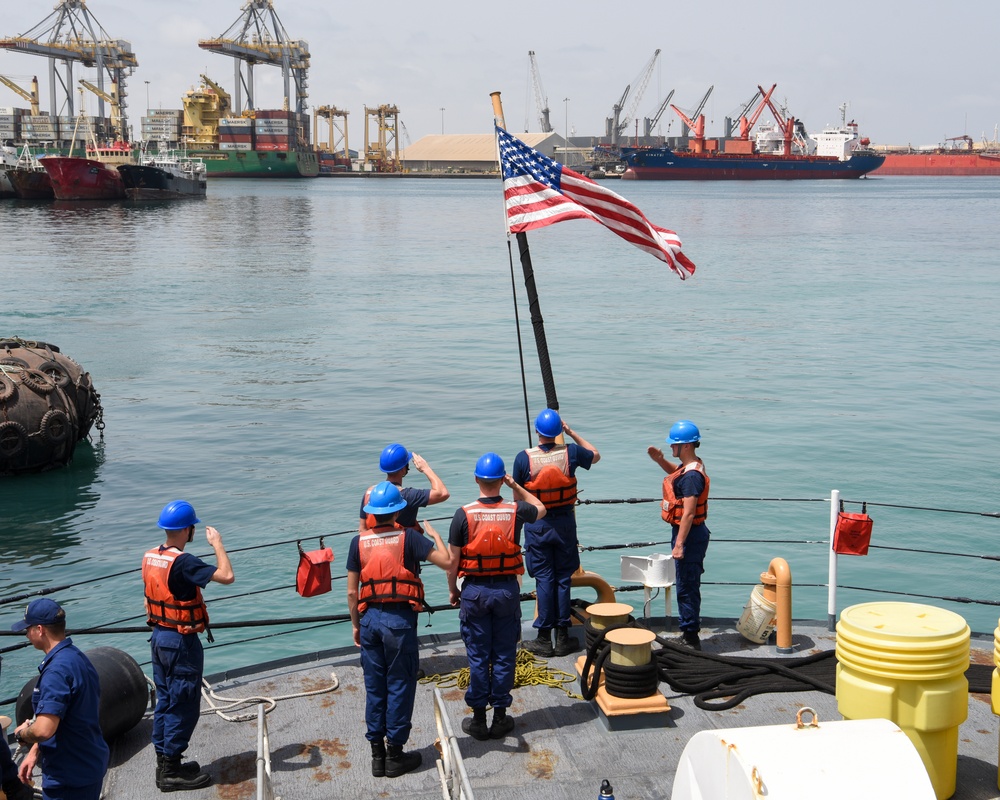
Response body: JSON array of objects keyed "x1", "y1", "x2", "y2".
[{"x1": 599, "y1": 779, "x2": 614, "y2": 800}]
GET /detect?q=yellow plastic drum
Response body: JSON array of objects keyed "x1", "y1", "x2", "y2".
[
  {"x1": 991, "y1": 621, "x2": 1000, "y2": 789},
  {"x1": 836, "y1": 602, "x2": 969, "y2": 800}
]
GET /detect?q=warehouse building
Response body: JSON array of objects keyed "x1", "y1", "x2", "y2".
[{"x1": 400, "y1": 132, "x2": 567, "y2": 173}]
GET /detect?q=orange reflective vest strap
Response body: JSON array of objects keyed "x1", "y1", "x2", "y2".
[
  {"x1": 458, "y1": 500, "x2": 524, "y2": 578},
  {"x1": 141, "y1": 546, "x2": 209, "y2": 635},
  {"x1": 357, "y1": 525, "x2": 425, "y2": 614},
  {"x1": 661, "y1": 462, "x2": 710, "y2": 526},
  {"x1": 363, "y1": 485, "x2": 423, "y2": 532},
  {"x1": 524, "y1": 445, "x2": 578, "y2": 509}
]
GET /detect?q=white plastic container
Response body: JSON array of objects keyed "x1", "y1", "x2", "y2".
[
  {"x1": 736, "y1": 583, "x2": 777, "y2": 644},
  {"x1": 671, "y1": 714, "x2": 934, "y2": 800}
]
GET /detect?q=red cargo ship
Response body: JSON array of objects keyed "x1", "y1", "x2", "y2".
[
  {"x1": 875, "y1": 151, "x2": 1000, "y2": 176},
  {"x1": 40, "y1": 142, "x2": 134, "y2": 200},
  {"x1": 874, "y1": 135, "x2": 1000, "y2": 176}
]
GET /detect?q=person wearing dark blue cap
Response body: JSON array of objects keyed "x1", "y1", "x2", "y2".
[
  {"x1": 359, "y1": 444, "x2": 450, "y2": 532},
  {"x1": 142, "y1": 500, "x2": 234, "y2": 791},
  {"x1": 11, "y1": 598, "x2": 109, "y2": 800}
]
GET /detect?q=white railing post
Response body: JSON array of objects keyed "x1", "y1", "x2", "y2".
[
  {"x1": 256, "y1": 702, "x2": 274, "y2": 800},
  {"x1": 828, "y1": 489, "x2": 840, "y2": 632}
]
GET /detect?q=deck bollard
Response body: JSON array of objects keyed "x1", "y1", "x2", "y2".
[
  {"x1": 990, "y1": 619, "x2": 1000, "y2": 790},
  {"x1": 836, "y1": 602, "x2": 969, "y2": 800}
]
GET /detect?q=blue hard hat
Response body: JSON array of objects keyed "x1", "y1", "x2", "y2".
[
  {"x1": 666, "y1": 420, "x2": 701, "y2": 445},
  {"x1": 363, "y1": 481, "x2": 408, "y2": 515},
  {"x1": 535, "y1": 408, "x2": 562, "y2": 438},
  {"x1": 158, "y1": 500, "x2": 201, "y2": 530},
  {"x1": 379, "y1": 443, "x2": 411, "y2": 473},
  {"x1": 474, "y1": 452, "x2": 506, "y2": 480}
]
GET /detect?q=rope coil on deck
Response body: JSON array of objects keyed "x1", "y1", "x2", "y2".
[{"x1": 419, "y1": 648, "x2": 581, "y2": 700}]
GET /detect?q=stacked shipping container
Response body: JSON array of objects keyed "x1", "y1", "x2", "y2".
[{"x1": 141, "y1": 109, "x2": 183, "y2": 148}]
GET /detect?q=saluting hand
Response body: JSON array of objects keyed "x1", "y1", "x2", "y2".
[
  {"x1": 205, "y1": 526, "x2": 223, "y2": 547},
  {"x1": 411, "y1": 453, "x2": 428, "y2": 472},
  {"x1": 647, "y1": 446, "x2": 664, "y2": 462}
]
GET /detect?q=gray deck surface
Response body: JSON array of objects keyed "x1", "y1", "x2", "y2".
[{"x1": 98, "y1": 618, "x2": 1000, "y2": 800}]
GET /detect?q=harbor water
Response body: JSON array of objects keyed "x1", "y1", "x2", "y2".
[{"x1": 1, "y1": 175, "x2": 998, "y2": 710}]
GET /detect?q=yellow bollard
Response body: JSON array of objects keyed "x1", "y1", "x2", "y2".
[
  {"x1": 605, "y1": 627, "x2": 655, "y2": 667},
  {"x1": 586, "y1": 602, "x2": 634, "y2": 631},
  {"x1": 836, "y1": 602, "x2": 969, "y2": 800},
  {"x1": 991, "y1": 620, "x2": 1000, "y2": 790}
]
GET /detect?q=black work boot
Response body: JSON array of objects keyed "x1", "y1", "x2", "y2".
[
  {"x1": 676, "y1": 630, "x2": 702, "y2": 651},
  {"x1": 489, "y1": 706, "x2": 515, "y2": 739},
  {"x1": 385, "y1": 742, "x2": 422, "y2": 778},
  {"x1": 522, "y1": 627, "x2": 554, "y2": 657},
  {"x1": 461, "y1": 707, "x2": 489, "y2": 741},
  {"x1": 155, "y1": 753, "x2": 202, "y2": 789},
  {"x1": 159, "y1": 756, "x2": 212, "y2": 792},
  {"x1": 2, "y1": 779, "x2": 34, "y2": 800},
  {"x1": 370, "y1": 739, "x2": 386, "y2": 777},
  {"x1": 553, "y1": 626, "x2": 580, "y2": 656}
]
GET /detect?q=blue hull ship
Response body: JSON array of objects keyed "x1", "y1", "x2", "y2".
[{"x1": 620, "y1": 147, "x2": 886, "y2": 180}]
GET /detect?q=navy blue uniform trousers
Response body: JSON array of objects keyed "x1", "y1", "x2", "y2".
[
  {"x1": 459, "y1": 578, "x2": 521, "y2": 709},
  {"x1": 360, "y1": 604, "x2": 419, "y2": 746},
  {"x1": 151, "y1": 626, "x2": 204, "y2": 759}
]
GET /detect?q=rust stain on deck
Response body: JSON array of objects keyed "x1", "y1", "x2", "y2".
[{"x1": 526, "y1": 748, "x2": 557, "y2": 780}]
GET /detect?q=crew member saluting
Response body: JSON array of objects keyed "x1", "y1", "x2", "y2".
[
  {"x1": 648, "y1": 420, "x2": 710, "y2": 650},
  {"x1": 448, "y1": 453, "x2": 545, "y2": 741},
  {"x1": 143, "y1": 500, "x2": 234, "y2": 792},
  {"x1": 513, "y1": 409, "x2": 600, "y2": 658},
  {"x1": 360, "y1": 444, "x2": 450, "y2": 531}
]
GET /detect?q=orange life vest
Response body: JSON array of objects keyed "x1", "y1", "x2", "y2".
[
  {"x1": 458, "y1": 500, "x2": 524, "y2": 578},
  {"x1": 661, "y1": 462, "x2": 710, "y2": 526},
  {"x1": 357, "y1": 524, "x2": 425, "y2": 613},
  {"x1": 362, "y1": 484, "x2": 423, "y2": 532},
  {"x1": 524, "y1": 445, "x2": 577, "y2": 509},
  {"x1": 142, "y1": 546, "x2": 209, "y2": 634}
]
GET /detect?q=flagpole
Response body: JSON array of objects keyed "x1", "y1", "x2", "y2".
[{"x1": 492, "y1": 91, "x2": 560, "y2": 426}]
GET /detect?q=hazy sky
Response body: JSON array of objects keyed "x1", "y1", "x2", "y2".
[{"x1": 2, "y1": 0, "x2": 998, "y2": 148}]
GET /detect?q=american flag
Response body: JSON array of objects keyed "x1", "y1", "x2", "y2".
[{"x1": 497, "y1": 125, "x2": 695, "y2": 279}]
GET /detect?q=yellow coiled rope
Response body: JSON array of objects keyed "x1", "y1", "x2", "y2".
[{"x1": 419, "y1": 648, "x2": 582, "y2": 700}]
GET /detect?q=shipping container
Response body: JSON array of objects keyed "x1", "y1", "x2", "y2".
[{"x1": 219, "y1": 141, "x2": 253, "y2": 151}]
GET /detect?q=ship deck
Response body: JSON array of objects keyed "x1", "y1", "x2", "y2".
[{"x1": 97, "y1": 617, "x2": 1000, "y2": 800}]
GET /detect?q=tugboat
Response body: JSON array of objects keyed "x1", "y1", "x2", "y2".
[{"x1": 118, "y1": 143, "x2": 207, "y2": 200}]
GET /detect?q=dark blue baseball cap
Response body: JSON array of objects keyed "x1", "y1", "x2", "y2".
[{"x1": 11, "y1": 598, "x2": 66, "y2": 632}]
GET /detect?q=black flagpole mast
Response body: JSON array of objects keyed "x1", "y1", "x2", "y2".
[{"x1": 492, "y1": 91, "x2": 559, "y2": 445}]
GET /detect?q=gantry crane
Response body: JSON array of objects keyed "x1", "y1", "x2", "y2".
[
  {"x1": 314, "y1": 105, "x2": 349, "y2": 159},
  {"x1": 527, "y1": 51, "x2": 552, "y2": 133},
  {"x1": 78, "y1": 78, "x2": 122, "y2": 141},
  {"x1": 199, "y1": 0, "x2": 309, "y2": 118},
  {"x1": 0, "y1": 76, "x2": 41, "y2": 116},
  {"x1": 0, "y1": 1, "x2": 137, "y2": 134},
  {"x1": 364, "y1": 104, "x2": 399, "y2": 172}
]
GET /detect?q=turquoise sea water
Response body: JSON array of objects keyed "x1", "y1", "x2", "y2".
[{"x1": 2, "y1": 176, "x2": 999, "y2": 710}]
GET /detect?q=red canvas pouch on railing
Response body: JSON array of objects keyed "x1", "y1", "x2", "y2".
[
  {"x1": 833, "y1": 502, "x2": 873, "y2": 556},
  {"x1": 296, "y1": 539, "x2": 334, "y2": 597}
]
